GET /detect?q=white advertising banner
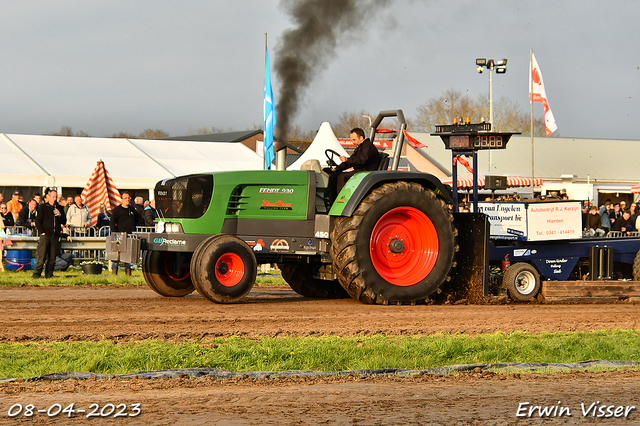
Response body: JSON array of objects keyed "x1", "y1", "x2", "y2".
[
  {"x1": 477, "y1": 202, "x2": 527, "y2": 241},
  {"x1": 526, "y1": 202, "x2": 582, "y2": 241}
]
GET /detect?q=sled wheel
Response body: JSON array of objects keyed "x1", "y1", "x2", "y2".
[
  {"x1": 503, "y1": 262, "x2": 541, "y2": 302},
  {"x1": 633, "y1": 249, "x2": 640, "y2": 281},
  {"x1": 142, "y1": 250, "x2": 194, "y2": 297},
  {"x1": 331, "y1": 181, "x2": 457, "y2": 305},
  {"x1": 281, "y1": 263, "x2": 349, "y2": 299},
  {"x1": 190, "y1": 235, "x2": 256, "y2": 303}
]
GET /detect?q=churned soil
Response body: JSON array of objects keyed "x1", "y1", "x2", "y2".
[
  {"x1": 0, "y1": 284, "x2": 639, "y2": 424},
  {"x1": 1, "y1": 285, "x2": 639, "y2": 342}
]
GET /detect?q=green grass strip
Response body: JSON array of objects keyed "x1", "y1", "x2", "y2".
[
  {"x1": 0, "y1": 269, "x2": 145, "y2": 287},
  {"x1": 1, "y1": 330, "x2": 639, "y2": 379},
  {"x1": 0, "y1": 270, "x2": 285, "y2": 287}
]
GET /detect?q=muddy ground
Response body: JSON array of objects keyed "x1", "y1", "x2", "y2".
[{"x1": 0, "y1": 285, "x2": 639, "y2": 424}]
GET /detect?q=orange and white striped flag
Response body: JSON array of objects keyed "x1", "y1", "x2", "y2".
[{"x1": 81, "y1": 160, "x2": 122, "y2": 226}]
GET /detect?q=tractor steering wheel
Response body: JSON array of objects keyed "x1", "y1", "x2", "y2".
[{"x1": 325, "y1": 149, "x2": 342, "y2": 169}]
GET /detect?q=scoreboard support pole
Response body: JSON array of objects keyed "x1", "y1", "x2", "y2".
[{"x1": 451, "y1": 150, "x2": 479, "y2": 213}]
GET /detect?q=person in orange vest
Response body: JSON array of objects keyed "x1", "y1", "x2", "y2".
[{"x1": 6, "y1": 191, "x2": 24, "y2": 222}]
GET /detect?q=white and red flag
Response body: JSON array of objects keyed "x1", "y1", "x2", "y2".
[
  {"x1": 81, "y1": 160, "x2": 122, "y2": 227},
  {"x1": 529, "y1": 53, "x2": 558, "y2": 137}
]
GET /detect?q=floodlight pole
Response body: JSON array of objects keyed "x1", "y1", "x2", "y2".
[
  {"x1": 476, "y1": 58, "x2": 507, "y2": 174},
  {"x1": 488, "y1": 64, "x2": 494, "y2": 128}
]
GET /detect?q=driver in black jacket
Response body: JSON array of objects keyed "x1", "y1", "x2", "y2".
[{"x1": 328, "y1": 127, "x2": 380, "y2": 204}]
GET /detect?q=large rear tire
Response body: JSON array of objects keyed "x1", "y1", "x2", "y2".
[
  {"x1": 190, "y1": 235, "x2": 257, "y2": 303},
  {"x1": 141, "y1": 250, "x2": 195, "y2": 297},
  {"x1": 503, "y1": 262, "x2": 541, "y2": 302},
  {"x1": 331, "y1": 181, "x2": 457, "y2": 304},
  {"x1": 281, "y1": 263, "x2": 349, "y2": 299}
]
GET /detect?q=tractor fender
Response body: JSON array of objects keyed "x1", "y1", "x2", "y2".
[{"x1": 329, "y1": 171, "x2": 453, "y2": 217}]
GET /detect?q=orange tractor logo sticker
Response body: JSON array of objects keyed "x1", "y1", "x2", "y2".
[{"x1": 260, "y1": 200, "x2": 293, "y2": 210}]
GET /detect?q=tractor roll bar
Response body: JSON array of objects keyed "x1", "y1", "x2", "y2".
[{"x1": 368, "y1": 109, "x2": 406, "y2": 171}]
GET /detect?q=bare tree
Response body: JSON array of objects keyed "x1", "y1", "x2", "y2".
[
  {"x1": 414, "y1": 89, "x2": 545, "y2": 136},
  {"x1": 108, "y1": 131, "x2": 137, "y2": 139},
  {"x1": 330, "y1": 109, "x2": 375, "y2": 139},
  {"x1": 285, "y1": 125, "x2": 315, "y2": 143},
  {"x1": 138, "y1": 129, "x2": 169, "y2": 139},
  {"x1": 476, "y1": 94, "x2": 545, "y2": 136},
  {"x1": 48, "y1": 126, "x2": 90, "y2": 137},
  {"x1": 186, "y1": 126, "x2": 235, "y2": 135},
  {"x1": 414, "y1": 89, "x2": 476, "y2": 133}
]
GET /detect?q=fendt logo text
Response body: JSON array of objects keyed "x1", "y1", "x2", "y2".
[{"x1": 153, "y1": 238, "x2": 187, "y2": 246}]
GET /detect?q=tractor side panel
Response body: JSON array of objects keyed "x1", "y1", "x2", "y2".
[{"x1": 174, "y1": 170, "x2": 313, "y2": 235}]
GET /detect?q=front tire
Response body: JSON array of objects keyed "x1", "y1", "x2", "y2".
[
  {"x1": 142, "y1": 250, "x2": 195, "y2": 297},
  {"x1": 503, "y1": 262, "x2": 541, "y2": 302},
  {"x1": 281, "y1": 263, "x2": 349, "y2": 299},
  {"x1": 331, "y1": 181, "x2": 457, "y2": 304},
  {"x1": 190, "y1": 235, "x2": 257, "y2": 303}
]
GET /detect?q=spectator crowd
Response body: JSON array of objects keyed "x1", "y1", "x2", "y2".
[
  {"x1": 582, "y1": 199, "x2": 640, "y2": 237},
  {"x1": 0, "y1": 190, "x2": 160, "y2": 275}
]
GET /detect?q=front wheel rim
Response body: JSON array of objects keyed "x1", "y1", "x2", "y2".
[
  {"x1": 515, "y1": 271, "x2": 537, "y2": 295},
  {"x1": 370, "y1": 206, "x2": 439, "y2": 286},
  {"x1": 215, "y1": 253, "x2": 245, "y2": 287}
]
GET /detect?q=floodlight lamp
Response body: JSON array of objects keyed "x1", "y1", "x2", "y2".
[
  {"x1": 476, "y1": 58, "x2": 487, "y2": 66},
  {"x1": 495, "y1": 58, "x2": 508, "y2": 66},
  {"x1": 496, "y1": 66, "x2": 507, "y2": 74},
  {"x1": 476, "y1": 66, "x2": 483, "y2": 73}
]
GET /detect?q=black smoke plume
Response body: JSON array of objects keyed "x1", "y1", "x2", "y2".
[{"x1": 274, "y1": 0, "x2": 389, "y2": 143}]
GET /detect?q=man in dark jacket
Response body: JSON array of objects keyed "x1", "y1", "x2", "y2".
[
  {"x1": 612, "y1": 209, "x2": 634, "y2": 235},
  {"x1": 144, "y1": 199, "x2": 160, "y2": 226},
  {"x1": 110, "y1": 192, "x2": 140, "y2": 276},
  {"x1": 16, "y1": 199, "x2": 38, "y2": 230},
  {"x1": 328, "y1": 128, "x2": 381, "y2": 204},
  {"x1": 133, "y1": 196, "x2": 145, "y2": 227},
  {"x1": 33, "y1": 188, "x2": 66, "y2": 278}
]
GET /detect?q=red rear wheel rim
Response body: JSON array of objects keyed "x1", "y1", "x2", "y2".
[
  {"x1": 215, "y1": 253, "x2": 245, "y2": 287},
  {"x1": 370, "y1": 206, "x2": 439, "y2": 286},
  {"x1": 164, "y1": 252, "x2": 191, "y2": 281}
]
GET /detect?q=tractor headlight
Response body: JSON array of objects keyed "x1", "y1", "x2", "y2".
[
  {"x1": 167, "y1": 223, "x2": 182, "y2": 233},
  {"x1": 156, "y1": 221, "x2": 182, "y2": 233}
]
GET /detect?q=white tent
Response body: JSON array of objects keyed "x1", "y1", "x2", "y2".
[
  {"x1": 0, "y1": 133, "x2": 264, "y2": 191},
  {"x1": 287, "y1": 122, "x2": 349, "y2": 170}
]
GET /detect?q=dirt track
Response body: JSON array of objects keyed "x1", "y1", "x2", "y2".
[
  {"x1": 1, "y1": 285, "x2": 639, "y2": 342},
  {"x1": 1, "y1": 285, "x2": 639, "y2": 424}
]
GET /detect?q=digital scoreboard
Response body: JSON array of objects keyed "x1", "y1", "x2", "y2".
[{"x1": 432, "y1": 122, "x2": 519, "y2": 151}]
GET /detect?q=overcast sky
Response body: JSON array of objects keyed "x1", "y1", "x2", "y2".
[{"x1": 1, "y1": 0, "x2": 638, "y2": 140}]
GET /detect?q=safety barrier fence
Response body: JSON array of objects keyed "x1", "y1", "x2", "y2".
[
  {"x1": 605, "y1": 231, "x2": 640, "y2": 238},
  {"x1": 3, "y1": 226, "x2": 155, "y2": 263}
]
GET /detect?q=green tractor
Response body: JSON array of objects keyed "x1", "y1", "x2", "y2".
[{"x1": 136, "y1": 110, "x2": 486, "y2": 305}]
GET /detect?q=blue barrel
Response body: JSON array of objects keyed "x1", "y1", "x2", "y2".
[{"x1": 6, "y1": 250, "x2": 33, "y2": 271}]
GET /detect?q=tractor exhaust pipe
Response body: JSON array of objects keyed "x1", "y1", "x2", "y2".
[{"x1": 274, "y1": 141, "x2": 287, "y2": 170}]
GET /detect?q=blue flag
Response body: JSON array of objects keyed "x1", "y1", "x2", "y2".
[{"x1": 264, "y1": 48, "x2": 276, "y2": 170}]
